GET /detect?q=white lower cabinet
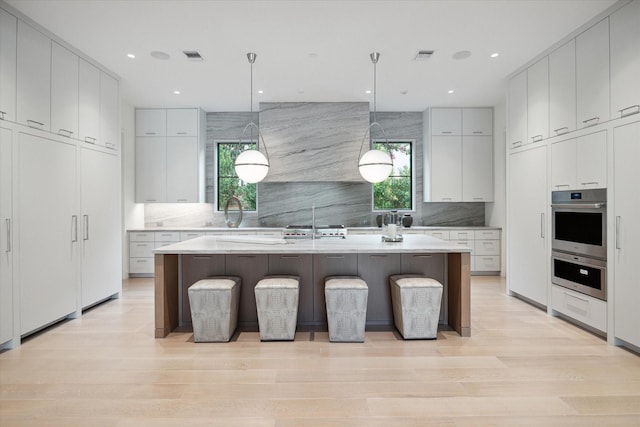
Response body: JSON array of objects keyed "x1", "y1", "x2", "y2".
[
  {"x1": 508, "y1": 145, "x2": 548, "y2": 306},
  {"x1": 80, "y1": 147, "x2": 121, "y2": 308},
  {"x1": 129, "y1": 232, "x2": 154, "y2": 276},
  {"x1": 0, "y1": 126, "x2": 13, "y2": 346},
  {"x1": 18, "y1": 132, "x2": 78, "y2": 335},
  {"x1": 552, "y1": 285, "x2": 606, "y2": 333},
  {"x1": 613, "y1": 121, "x2": 640, "y2": 348}
]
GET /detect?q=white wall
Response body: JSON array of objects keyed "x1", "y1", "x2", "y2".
[
  {"x1": 121, "y1": 100, "x2": 143, "y2": 278},
  {"x1": 486, "y1": 99, "x2": 507, "y2": 275}
]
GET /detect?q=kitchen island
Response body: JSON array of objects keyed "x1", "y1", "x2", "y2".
[{"x1": 153, "y1": 234, "x2": 471, "y2": 338}]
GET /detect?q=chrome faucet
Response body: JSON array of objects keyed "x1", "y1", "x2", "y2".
[{"x1": 312, "y1": 204, "x2": 316, "y2": 240}]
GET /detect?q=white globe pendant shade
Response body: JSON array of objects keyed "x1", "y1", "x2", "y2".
[
  {"x1": 358, "y1": 149, "x2": 393, "y2": 183},
  {"x1": 234, "y1": 149, "x2": 270, "y2": 183}
]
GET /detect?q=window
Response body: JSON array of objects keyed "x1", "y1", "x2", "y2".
[
  {"x1": 373, "y1": 141, "x2": 413, "y2": 211},
  {"x1": 217, "y1": 142, "x2": 257, "y2": 211}
]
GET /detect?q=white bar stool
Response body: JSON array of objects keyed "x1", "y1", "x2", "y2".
[
  {"x1": 389, "y1": 274, "x2": 443, "y2": 339},
  {"x1": 254, "y1": 276, "x2": 300, "y2": 341},
  {"x1": 188, "y1": 276, "x2": 241, "y2": 342},
  {"x1": 324, "y1": 276, "x2": 368, "y2": 342}
]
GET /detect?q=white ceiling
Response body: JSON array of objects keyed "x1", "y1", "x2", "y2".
[{"x1": 6, "y1": 0, "x2": 618, "y2": 112}]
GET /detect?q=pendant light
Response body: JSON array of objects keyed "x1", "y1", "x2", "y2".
[
  {"x1": 234, "y1": 52, "x2": 270, "y2": 183},
  {"x1": 358, "y1": 52, "x2": 393, "y2": 183}
]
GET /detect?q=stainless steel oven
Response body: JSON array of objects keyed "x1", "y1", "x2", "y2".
[
  {"x1": 551, "y1": 189, "x2": 607, "y2": 260},
  {"x1": 551, "y1": 251, "x2": 606, "y2": 301}
]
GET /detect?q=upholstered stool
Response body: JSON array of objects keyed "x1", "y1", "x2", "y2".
[
  {"x1": 389, "y1": 274, "x2": 443, "y2": 339},
  {"x1": 188, "y1": 276, "x2": 241, "y2": 342},
  {"x1": 324, "y1": 276, "x2": 368, "y2": 342},
  {"x1": 254, "y1": 276, "x2": 300, "y2": 341}
]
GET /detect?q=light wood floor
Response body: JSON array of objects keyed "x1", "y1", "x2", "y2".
[{"x1": 1, "y1": 276, "x2": 639, "y2": 426}]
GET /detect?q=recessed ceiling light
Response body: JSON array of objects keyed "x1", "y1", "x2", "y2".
[
  {"x1": 365, "y1": 90, "x2": 372, "y2": 94},
  {"x1": 400, "y1": 90, "x2": 408, "y2": 95},
  {"x1": 298, "y1": 90, "x2": 305, "y2": 94},
  {"x1": 173, "y1": 90, "x2": 181, "y2": 95},
  {"x1": 308, "y1": 53, "x2": 318, "y2": 58},
  {"x1": 257, "y1": 90, "x2": 264, "y2": 94},
  {"x1": 127, "y1": 53, "x2": 135, "y2": 59},
  {"x1": 490, "y1": 52, "x2": 500, "y2": 58},
  {"x1": 447, "y1": 89, "x2": 455, "y2": 94},
  {"x1": 452, "y1": 50, "x2": 472, "y2": 60},
  {"x1": 150, "y1": 50, "x2": 170, "y2": 60}
]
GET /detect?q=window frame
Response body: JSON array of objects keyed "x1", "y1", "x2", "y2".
[
  {"x1": 215, "y1": 139, "x2": 258, "y2": 212},
  {"x1": 371, "y1": 139, "x2": 416, "y2": 213}
]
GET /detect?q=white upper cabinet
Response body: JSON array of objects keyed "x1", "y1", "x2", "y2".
[
  {"x1": 462, "y1": 108, "x2": 492, "y2": 135},
  {"x1": 551, "y1": 138, "x2": 577, "y2": 190},
  {"x1": 167, "y1": 108, "x2": 198, "y2": 136},
  {"x1": 0, "y1": 9, "x2": 17, "y2": 123},
  {"x1": 462, "y1": 136, "x2": 493, "y2": 202},
  {"x1": 431, "y1": 108, "x2": 462, "y2": 135},
  {"x1": 508, "y1": 70, "x2": 527, "y2": 148},
  {"x1": 527, "y1": 56, "x2": 549, "y2": 143},
  {"x1": 135, "y1": 136, "x2": 167, "y2": 203},
  {"x1": 78, "y1": 59, "x2": 100, "y2": 145},
  {"x1": 16, "y1": 20, "x2": 50, "y2": 131},
  {"x1": 136, "y1": 109, "x2": 166, "y2": 136},
  {"x1": 166, "y1": 137, "x2": 199, "y2": 202},
  {"x1": 576, "y1": 131, "x2": 606, "y2": 189},
  {"x1": 99, "y1": 72, "x2": 119, "y2": 150},
  {"x1": 429, "y1": 136, "x2": 462, "y2": 202},
  {"x1": 576, "y1": 18, "x2": 609, "y2": 128},
  {"x1": 549, "y1": 39, "x2": 576, "y2": 136},
  {"x1": 610, "y1": 0, "x2": 640, "y2": 120},
  {"x1": 51, "y1": 41, "x2": 78, "y2": 138}
]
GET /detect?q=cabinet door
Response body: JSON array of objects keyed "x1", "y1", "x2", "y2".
[
  {"x1": 313, "y1": 254, "x2": 358, "y2": 322},
  {"x1": 550, "y1": 138, "x2": 577, "y2": 190},
  {"x1": 18, "y1": 133, "x2": 78, "y2": 335},
  {"x1": 610, "y1": 0, "x2": 640, "y2": 119},
  {"x1": 549, "y1": 39, "x2": 576, "y2": 136},
  {"x1": 167, "y1": 108, "x2": 198, "y2": 136},
  {"x1": 508, "y1": 70, "x2": 527, "y2": 148},
  {"x1": 268, "y1": 254, "x2": 313, "y2": 323},
  {"x1": 576, "y1": 18, "x2": 610, "y2": 128},
  {"x1": 80, "y1": 148, "x2": 121, "y2": 308},
  {"x1": 431, "y1": 108, "x2": 461, "y2": 135},
  {"x1": 576, "y1": 131, "x2": 606, "y2": 189},
  {"x1": 100, "y1": 72, "x2": 119, "y2": 150},
  {"x1": 613, "y1": 121, "x2": 640, "y2": 348},
  {"x1": 357, "y1": 253, "x2": 401, "y2": 323},
  {"x1": 429, "y1": 136, "x2": 462, "y2": 201},
  {"x1": 135, "y1": 137, "x2": 166, "y2": 203},
  {"x1": 16, "y1": 20, "x2": 50, "y2": 131},
  {"x1": 78, "y1": 59, "x2": 100, "y2": 144},
  {"x1": 136, "y1": 109, "x2": 166, "y2": 136},
  {"x1": 508, "y1": 145, "x2": 548, "y2": 306},
  {"x1": 166, "y1": 137, "x2": 198, "y2": 202},
  {"x1": 527, "y1": 56, "x2": 549, "y2": 143},
  {"x1": 0, "y1": 127, "x2": 13, "y2": 345},
  {"x1": 462, "y1": 108, "x2": 492, "y2": 135},
  {"x1": 51, "y1": 41, "x2": 79, "y2": 138},
  {"x1": 0, "y1": 9, "x2": 17, "y2": 123},
  {"x1": 462, "y1": 136, "x2": 493, "y2": 202}
]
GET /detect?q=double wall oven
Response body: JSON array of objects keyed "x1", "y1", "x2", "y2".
[{"x1": 551, "y1": 189, "x2": 607, "y2": 301}]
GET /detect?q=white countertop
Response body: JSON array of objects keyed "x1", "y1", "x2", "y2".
[
  {"x1": 153, "y1": 234, "x2": 472, "y2": 255},
  {"x1": 131, "y1": 225, "x2": 501, "y2": 232}
]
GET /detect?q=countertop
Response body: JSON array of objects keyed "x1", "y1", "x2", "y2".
[
  {"x1": 153, "y1": 234, "x2": 472, "y2": 255},
  {"x1": 130, "y1": 225, "x2": 501, "y2": 232}
]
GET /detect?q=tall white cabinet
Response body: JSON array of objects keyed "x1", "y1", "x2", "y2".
[
  {"x1": 613, "y1": 121, "x2": 640, "y2": 348},
  {"x1": 0, "y1": 126, "x2": 13, "y2": 345}
]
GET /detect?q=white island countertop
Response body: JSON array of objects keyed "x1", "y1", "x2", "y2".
[{"x1": 153, "y1": 234, "x2": 472, "y2": 255}]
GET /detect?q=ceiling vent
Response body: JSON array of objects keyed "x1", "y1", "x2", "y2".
[
  {"x1": 182, "y1": 50, "x2": 204, "y2": 61},
  {"x1": 414, "y1": 50, "x2": 434, "y2": 61}
]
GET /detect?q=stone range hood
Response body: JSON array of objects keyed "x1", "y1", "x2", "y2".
[{"x1": 259, "y1": 102, "x2": 369, "y2": 182}]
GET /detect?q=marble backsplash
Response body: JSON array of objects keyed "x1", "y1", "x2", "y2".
[{"x1": 144, "y1": 108, "x2": 485, "y2": 228}]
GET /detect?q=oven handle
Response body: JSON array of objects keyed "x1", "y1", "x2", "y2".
[{"x1": 550, "y1": 203, "x2": 606, "y2": 209}]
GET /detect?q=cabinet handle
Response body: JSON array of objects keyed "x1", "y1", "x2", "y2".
[
  {"x1": 565, "y1": 291, "x2": 589, "y2": 304},
  {"x1": 326, "y1": 255, "x2": 345, "y2": 259},
  {"x1": 472, "y1": 197, "x2": 483, "y2": 201},
  {"x1": 136, "y1": 259, "x2": 148, "y2": 263},
  {"x1": 105, "y1": 142, "x2": 116, "y2": 150},
  {"x1": 582, "y1": 117, "x2": 599, "y2": 127},
  {"x1": 531, "y1": 135, "x2": 543, "y2": 143},
  {"x1": 580, "y1": 181, "x2": 598, "y2": 186},
  {"x1": 58, "y1": 129, "x2": 74, "y2": 137},
  {"x1": 616, "y1": 216, "x2": 621, "y2": 250},
  {"x1": 281, "y1": 255, "x2": 300, "y2": 259},
  {"x1": 442, "y1": 197, "x2": 452, "y2": 201},
  {"x1": 145, "y1": 199, "x2": 157, "y2": 203},
  {"x1": 83, "y1": 215, "x2": 89, "y2": 241},
  {"x1": 176, "y1": 132, "x2": 187, "y2": 135},
  {"x1": 414, "y1": 255, "x2": 433, "y2": 258},
  {"x1": 555, "y1": 184, "x2": 571, "y2": 189},
  {"x1": 619, "y1": 105, "x2": 639, "y2": 118},
  {"x1": 84, "y1": 136, "x2": 96, "y2": 144},
  {"x1": 0, "y1": 110, "x2": 6, "y2": 120},
  {"x1": 472, "y1": 131, "x2": 483, "y2": 134},
  {"x1": 71, "y1": 215, "x2": 78, "y2": 242},
  {"x1": 511, "y1": 141, "x2": 522, "y2": 148},
  {"x1": 145, "y1": 132, "x2": 156, "y2": 135},
  {"x1": 540, "y1": 213, "x2": 545, "y2": 238},
  {"x1": 553, "y1": 127, "x2": 569, "y2": 135},
  {"x1": 27, "y1": 119, "x2": 44, "y2": 128},
  {"x1": 369, "y1": 254, "x2": 388, "y2": 258},
  {"x1": 442, "y1": 131, "x2": 452, "y2": 134},
  {"x1": 5, "y1": 219, "x2": 10, "y2": 253},
  {"x1": 237, "y1": 255, "x2": 256, "y2": 258},
  {"x1": 176, "y1": 199, "x2": 188, "y2": 202}
]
